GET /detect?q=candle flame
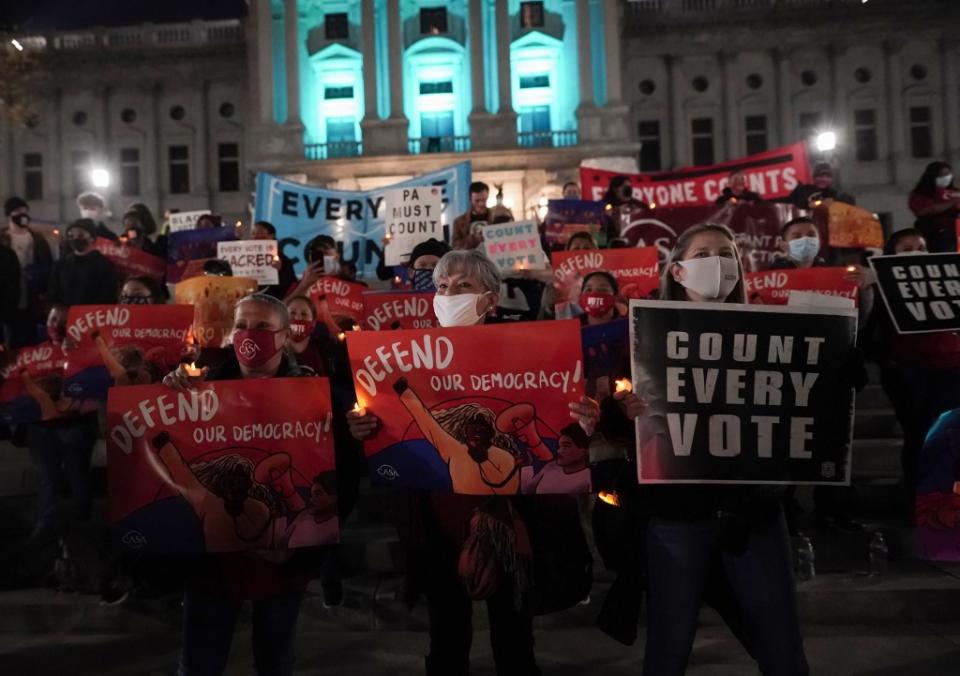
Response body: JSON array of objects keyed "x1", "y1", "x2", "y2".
[
  {"x1": 337, "y1": 332, "x2": 346, "y2": 341},
  {"x1": 648, "y1": 202, "x2": 657, "y2": 210},
  {"x1": 599, "y1": 491, "x2": 620, "y2": 507},
  {"x1": 351, "y1": 402, "x2": 366, "y2": 416},
  {"x1": 615, "y1": 378, "x2": 632, "y2": 393},
  {"x1": 184, "y1": 362, "x2": 202, "y2": 377},
  {"x1": 846, "y1": 265, "x2": 857, "y2": 272}
]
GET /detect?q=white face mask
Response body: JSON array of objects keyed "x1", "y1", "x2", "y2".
[
  {"x1": 678, "y1": 256, "x2": 740, "y2": 301},
  {"x1": 935, "y1": 174, "x2": 954, "y2": 188},
  {"x1": 79, "y1": 208, "x2": 101, "y2": 220},
  {"x1": 433, "y1": 292, "x2": 488, "y2": 327}
]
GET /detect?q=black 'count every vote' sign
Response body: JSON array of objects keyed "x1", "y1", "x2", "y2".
[{"x1": 868, "y1": 252, "x2": 960, "y2": 334}]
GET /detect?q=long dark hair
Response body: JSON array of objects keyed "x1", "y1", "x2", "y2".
[
  {"x1": 659, "y1": 223, "x2": 747, "y2": 303},
  {"x1": 602, "y1": 176, "x2": 633, "y2": 205},
  {"x1": 913, "y1": 161, "x2": 954, "y2": 196}
]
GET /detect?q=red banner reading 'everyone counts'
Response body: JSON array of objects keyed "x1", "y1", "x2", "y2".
[
  {"x1": 580, "y1": 142, "x2": 811, "y2": 209},
  {"x1": 744, "y1": 267, "x2": 860, "y2": 306},
  {"x1": 106, "y1": 378, "x2": 338, "y2": 553},
  {"x1": 63, "y1": 304, "x2": 194, "y2": 399},
  {"x1": 362, "y1": 291, "x2": 437, "y2": 331},
  {"x1": 346, "y1": 321, "x2": 589, "y2": 495}
]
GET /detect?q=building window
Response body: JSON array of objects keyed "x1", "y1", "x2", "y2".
[
  {"x1": 218, "y1": 143, "x2": 240, "y2": 193},
  {"x1": 219, "y1": 103, "x2": 235, "y2": 118},
  {"x1": 23, "y1": 153, "x2": 43, "y2": 201},
  {"x1": 168, "y1": 145, "x2": 190, "y2": 194},
  {"x1": 910, "y1": 64, "x2": 928, "y2": 81},
  {"x1": 324, "y1": 86, "x2": 355, "y2": 100},
  {"x1": 420, "y1": 8, "x2": 447, "y2": 35},
  {"x1": 800, "y1": 70, "x2": 818, "y2": 87},
  {"x1": 119, "y1": 147, "x2": 141, "y2": 196},
  {"x1": 169, "y1": 105, "x2": 185, "y2": 121},
  {"x1": 71, "y1": 150, "x2": 91, "y2": 195},
  {"x1": 691, "y1": 117, "x2": 715, "y2": 166},
  {"x1": 519, "y1": 75, "x2": 550, "y2": 89},
  {"x1": 325, "y1": 13, "x2": 348, "y2": 40},
  {"x1": 419, "y1": 81, "x2": 454, "y2": 95},
  {"x1": 639, "y1": 79, "x2": 656, "y2": 95},
  {"x1": 746, "y1": 73, "x2": 763, "y2": 90},
  {"x1": 854, "y1": 67, "x2": 872, "y2": 84},
  {"x1": 853, "y1": 108, "x2": 878, "y2": 162},
  {"x1": 72, "y1": 111, "x2": 87, "y2": 126},
  {"x1": 520, "y1": 2, "x2": 544, "y2": 29},
  {"x1": 326, "y1": 117, "x2": 358, "y2": 157},
  {"x1": 744, "y1": 114, "x2": 768, "y2": 155},
  {"x1": 638, "y1": 120, "x2": 661, "y2": 172},
  {"x1": 692, "y1": 76, "x2": 709, "y2": 93},
  {"x1": 519, "y1": 106, "x2": 551, "y2": 147},
  {"x1": 798, "y1": 111, "x2": 823, "y2": 140},
  {"x1": 121, "y1": 108, "x2": 136, "y2": 124},
  {"x1": 909, "y1": 106, "x2": 933, "y2": 159},
  {"x1": 421, "y1": 112, "x2": 455, "y2": 151}
]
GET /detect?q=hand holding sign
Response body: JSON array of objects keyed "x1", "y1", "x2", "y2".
[
  {"x1": 383, "y1": 187, "x2": 444, "y2": 266},
  {"x1": 482, "y1": 221, "x2": 547, "y2": 273}
]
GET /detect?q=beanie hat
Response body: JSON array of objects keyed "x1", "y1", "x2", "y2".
[
  {"x1": 4, "y1": 196, "x2": 28, "y2": 217},
  {"x1": 66, "y1": 218, "x2": 97, "y2": 239},
  {"x1": 408, "y1": 238, "x2": 451, "y2": 267}
]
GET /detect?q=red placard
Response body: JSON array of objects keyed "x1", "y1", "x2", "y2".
[
  {"x1": 362, "y1": 291, "x2": 437, "y2": 331},
  {"x1": 580, "y1": 142, "x2": 811, "y2": 208},
  {"x1": 551, "y1": 247, "x2": 660, "y2": 317},
  {"x1": 0, "y1": 341, "x2": 69, "y2": 422},
  {"x1": 306, "y1": 277, "x2": 367, "y2": 324},
  {"x1": 106, "y1": 378, "x2": 338, "y2": 553},
  {"x1": 63, "y1": 304, "x2": 195, "y2": 398},
  {"x1": 93, "y1": 238, "x2": 166, "y2": 282},
  {"x1": 346, "y1": 321, "x2": 589, "y2": 495},
  {"x1": 744, "y1": 267, "x2": 859, "y2": 306}
]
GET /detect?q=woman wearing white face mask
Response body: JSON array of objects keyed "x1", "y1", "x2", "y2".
[
  {"x1": 347, "y1": 249, "x2": 598, "y2": 676},
  {"x1": 636, "y1": 223, "x2": 810, "y2": 676},
  {"x1": 909, "y1": 161, "x2": 960, "y2": 253}
]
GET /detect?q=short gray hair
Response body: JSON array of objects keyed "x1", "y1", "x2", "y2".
[
  {"x1": 433, "y1": 249, "x2": 501, "y2": 294},
  {"x1": 235, "y1": 292, "x2": 290, "y2": 328}
]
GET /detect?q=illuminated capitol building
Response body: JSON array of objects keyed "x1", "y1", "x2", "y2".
[{"x1": 1, "y1": 0, "x2": 959, "y2": 226}]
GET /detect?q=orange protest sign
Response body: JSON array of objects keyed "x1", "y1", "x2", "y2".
[
  {"x1": 826, "y1": 202, "x2": 883, "y2": 249},
  {"x1": 174, "y1": 276, "x2": 258, "y2": 348}
]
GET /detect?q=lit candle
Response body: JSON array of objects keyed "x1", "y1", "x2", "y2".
[
  {"x1": 351, "y1": 324, "x2": 361, "y2": 332},
  {"x1": 272, "y1": 254, "x2": 280, "y2": 263},
  {"x1": 52, "y1": 228, "x2": 60, "y2": 236},
  {"x1": 615, "y1": 378, "x2": 633, "y2": 394},
  {"x1": 648, "y1": 202, "x2": 657, "y2": 210},
  {"x1": 813, "y1": 199, "x2": 823, "y2": 207},
  {"x1": 351, "y1": 402, "x2": 366, "y2": 417},
  {"x1": 183, "y1": 362, "x2": 202, "y2": 377},
  {"x1": 392, "y1": 276, "x2": 402, "y2": 285},
  {"x1": 846, "y1": 265, "x2": 858, "y2": 273},
  {"x1": 384, "y1": 232, "x2": 393, "y2": 242},
  {"x1": 337, "y1": 332, "x2": 346, "y2": 341},
  {"x1": 235, "y1": 219, "x2": 242, "y2": 228},
  {"x1": 598, "y1": 491, "x2": 621, "y2": 507}
]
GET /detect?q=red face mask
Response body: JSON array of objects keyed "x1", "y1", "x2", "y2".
[
  {"x1": 579, "y1": 291, "x2": 616, "y2": 317},
  {"x1": 47, "y1": 325, "x2": 64, "y2": 344},
  {"x1": 233, "y1": 328, "x2": 284, "y2": 368},
  {"x1": 289, "y1": 319, "x2": 315, "y2": 340}
]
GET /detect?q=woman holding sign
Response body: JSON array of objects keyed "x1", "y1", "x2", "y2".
[
  {"x1": 636, "y1": 223, "x2": 809, "y2": 675},
  {"x1": 163, "y1": 293, "x2": 337, "y2": 676},
  {"x1": 348, "y1": 249, "x2": 598, "y2": 676}
]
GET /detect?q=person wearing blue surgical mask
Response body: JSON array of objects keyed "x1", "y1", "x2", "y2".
[{"x1": 771, "y1": 217, "x2": 825, "y2": 270}]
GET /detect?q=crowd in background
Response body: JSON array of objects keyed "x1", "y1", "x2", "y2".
[{"x1": 0, "y1": 157, "x2": 958, "y2": 676}]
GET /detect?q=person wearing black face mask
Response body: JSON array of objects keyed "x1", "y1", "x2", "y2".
[
  {"x1": 601, "y1": 176, "x2": 647, "y2": 243},
  {"x1": 49, "y1": 219, "x2": 119, "y2": 307},
  {"x1": 3, "y1": 196, "x2": 54, "y2": 347}
]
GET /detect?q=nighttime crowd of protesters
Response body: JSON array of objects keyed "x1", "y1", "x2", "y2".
[{"x1": 0, "y1": 158, "x2": 958, "y2": 676}]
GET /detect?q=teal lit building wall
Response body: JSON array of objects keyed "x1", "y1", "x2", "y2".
[{"x1": 268, "y1": 0, "x2": 614, "y2": 149}]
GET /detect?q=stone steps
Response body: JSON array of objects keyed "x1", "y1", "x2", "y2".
[{"x1": 1, "y1": 561, "x2": 958, "y2": 636}]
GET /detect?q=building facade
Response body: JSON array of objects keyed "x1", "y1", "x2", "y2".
[{"x1": 3, "y1": 0, "x2": 960, "y2": 229}]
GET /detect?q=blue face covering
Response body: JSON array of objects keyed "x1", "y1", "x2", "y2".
[
  {"x1": 411, "y1": 268, "x2": 436, "y2": 292},
  {"x1": 787, "y1": 236, "x2": 820, "y2": 264}
]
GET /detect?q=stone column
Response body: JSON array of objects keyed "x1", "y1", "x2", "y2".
[
  {"x1": 361, "y1": 0, "x2": 378, "y2": 122},
  {"x1": 721, "y1": 52, "x2": 738, "y2": 159},
  {"x1": 195, "y1": 80, "x2": 210, "y2": 197},
  {"x1": 255, "y1": 0, "x2": 273, "y2": 124},
  {"x1": 283, "y1": 0, "x2": 300, "y2": 125},
  {"x1": 885, "y1": 41, "x2": 906, "y2": 185},
  {"x1": 495, "y1": 0, "x2": 512, "y2": 113},
  {"x1": 667, "y1": 55, "x2": 686, "y2": 167},
  {"x1": 388, "y1": 0, "x2": 403, "y2": 119},
  {"x1": 941, "y1": 40, "x2": 960, "y2": 169},
  {"x1": 575, "y1": 0, "x2": 593, "y2": 108},
  {"x1": 602, "y1": 0, "x2": 622, "y2": 105},
  {"x1": 828, "y1": 45, "x2": 847, "y2": 164},
  {"x1": 469, "y1": 0, "x2": 486, "y2": 114},
  {"x1": 774, "y1": 48, "x2": 792, "y2": 147}
]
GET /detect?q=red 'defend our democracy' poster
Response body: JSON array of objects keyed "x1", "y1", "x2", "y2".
[
  {"x1": 362, "y1": 291, "x2": 437, "y2": 330},
  {"x1": 744, "y1": 267, "x2": 859, "y2": 306},
  {"x1": 0, "y1": 341, "x2": 68, "y2": 423},
  {"x1": 580, "y1": 142, "x2": 811, "y2": 208},
  {"x1": 551, "y1": 247, "x2": 660, "y2": 318},
  {"x1": 93, "y1": 238, "x2": 166, "y2": 282},
  {"x1": 306, "y1": 276, "x2": 367, "y2": 325},
  {"x1": 63, "y1": 304, "x2": 194, "y2": 400},
  {"x1": 107, "y1": 378, "x2": 338, "y2": 553},
  {"x1": 346, "y1": 321, "x2": 590, "y2": 495}
]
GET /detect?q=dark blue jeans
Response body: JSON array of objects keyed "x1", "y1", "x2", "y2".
[
  {"x1": 178, "y1": 584, "x2": 303, "y2": 676},
  {"x1": 27, "y1": 418, "x2": 97, "y2": 533},
  {"x1": 643, "y1": 512, "x2": 809, "y2": 676}
]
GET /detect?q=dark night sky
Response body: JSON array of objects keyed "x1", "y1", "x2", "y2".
[{"x1": 0, "y1": 1, "x2": 248, "y2": 32}]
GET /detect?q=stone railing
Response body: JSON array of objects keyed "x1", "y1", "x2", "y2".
[{"x1": 6, "y1": 19, "x2": 244, "y2": 52}]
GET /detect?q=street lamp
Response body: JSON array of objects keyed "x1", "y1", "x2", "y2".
[
  {"x1": 815, "y1": 131, "x2": 837, "y2": 153},
  {"x1": 90, "y1": 167, "x2": 110, "y2": 189}
]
